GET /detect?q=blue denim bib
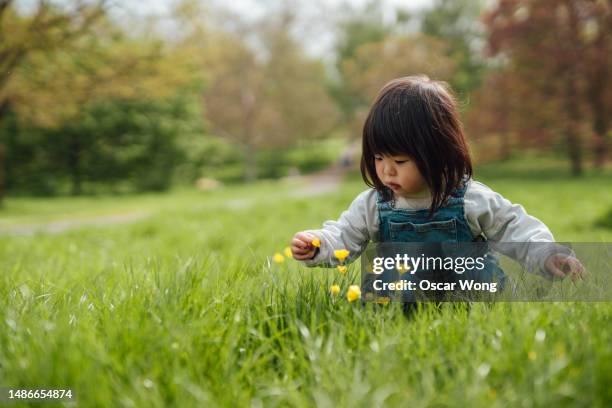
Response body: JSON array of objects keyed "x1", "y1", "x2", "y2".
[
  {"x1": 374, "y1": 179, "x2": 506, "y2": 301},
  {"x1": 377, "y1": 181, "x2": 473, "y2": 243}
]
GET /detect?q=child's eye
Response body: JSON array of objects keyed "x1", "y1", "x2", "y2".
[
  {"x1": 395, "y1": 160, "x2": 409, "y2": 164},
  {"x1": 374, "y1": 156, "x2": 383, "y2": 161}
]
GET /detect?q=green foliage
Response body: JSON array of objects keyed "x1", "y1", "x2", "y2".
[
  {"x1": 257, "y1": 139, "x2": 345, "y2": 180},
  {"x1": 1, "y1": 94, "x2": 203, "y2": 195},
  {"x1": 331, "y1": 2, "x2": 391, "y2": 120},
  {"x1": 191, "y1": 139, "x2": 345, "y2": 184},
  {"x1": 201, "y1": 13, "x2": 339, "y2": 182},
  {"x1": 595, "y1": 207, "x2": 612, "y2": 230},
  {"x1": 286, "y1": 139, "x2": 344, "y2": 174},
  {"x1": 421, "y1": 0, "x2": 487, "y2": 97},
  {"x1": 1, "y1": 110, "x2": 62, "y2": 195}
]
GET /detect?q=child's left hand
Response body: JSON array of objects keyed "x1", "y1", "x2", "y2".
[{"x1": 544, "y1": 253, "x2": 585, "y2": 281}]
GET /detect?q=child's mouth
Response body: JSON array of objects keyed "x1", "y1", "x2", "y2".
[{"x1": 387, "y1": 183, "x2": 401, "y2": 191}]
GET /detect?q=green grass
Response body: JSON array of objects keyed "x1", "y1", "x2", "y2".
[{"x1": 0, "y1": 163, "x2": 611, "y2": 407}]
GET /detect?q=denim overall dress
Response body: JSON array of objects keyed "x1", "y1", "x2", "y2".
[{"x1": 371, "y1": 179, "x2": 506, "y2": 302}]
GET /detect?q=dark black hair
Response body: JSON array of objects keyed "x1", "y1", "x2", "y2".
[{"x1": 360, "y1": 75, "x2": 472, "y2": 216}]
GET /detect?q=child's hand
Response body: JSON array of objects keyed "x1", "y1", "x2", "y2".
[
  {"x1": 291, "y1": 232, "x2": 319, "y2": 260},
  {"x1": 544, "y1": 253, "x2": 585, "y2": 281}
]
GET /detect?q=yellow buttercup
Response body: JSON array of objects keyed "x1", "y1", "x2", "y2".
[
  {"x1": 347, "y1": 285, "x2": 361, "y2": 302},
  {"x1": 334, "y1": 249, "x2": 350, "y2": 262}
]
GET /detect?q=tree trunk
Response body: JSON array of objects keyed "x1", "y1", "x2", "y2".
[
  {"x1": 0, "y1": 99, "x2": 9, "y2": 206},
  {"x1": 564, "y1": 0, "x2": 582, "y2": 176},
  {"x1": 68, "y1": 132, "x2": 82, "y2": 195},
  {"x1": 244, "y1": 144, "x2": 257, "y2": 182},
  {"x1": 0, "y1": 141, "x2": 4, "y2": 207},
  {"x1": 564, "y1": 75, "x2": 582, "y2": 176},
  {"x1": 592, "y1": 132, "x2": 608, "y2": 170},
  {"x1": 499, "y1": 131, "x2": 511, "y2": 161},
  {"x1": 587, "y1": 36, "x2": 609, "y2": 170}
]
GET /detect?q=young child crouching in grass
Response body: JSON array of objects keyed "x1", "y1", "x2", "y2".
[{"x1": 290, "y1": 75, "x2": 584, "y2": 307}]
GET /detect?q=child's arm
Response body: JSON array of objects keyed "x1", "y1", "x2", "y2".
[
  {"x1": 291, "y1": 189, "x2": 378, "y2": 267},
  {"x1": 465, "y1": 180, "x2": 584, "y2": 280}
]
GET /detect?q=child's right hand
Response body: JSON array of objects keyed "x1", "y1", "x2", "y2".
[
  {"x1": 544, "y1": 253, "x2": 585, "y2": 281},
  {"x1": 291, "y1": 232, "x2": 319, "y2": 260}
]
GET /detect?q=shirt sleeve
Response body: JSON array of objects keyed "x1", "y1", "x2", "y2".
[
  {"x1": 303, "y1": 189, "x2": 379, "y2": 267},
  {"x1": 463, "y1": 180, "x2": 567, "y2": 274}
]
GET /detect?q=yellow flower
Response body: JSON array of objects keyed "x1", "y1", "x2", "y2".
[
  {"x1": 273, "y1": 253, "x2": 285, "y2": 263},
  {"x1": 284, "y1": 247, "x2": 292, "y2": 258},
  {"x1": 337, "y1": 265, "x2": 347, "y2": 274},
  {"x1": 330, "y1": 284, "x2": 340, "y2": 295},
  {"x1": 311, "y1": 238, "x2": 321, "y2": 248},
  {"x1": 334, "y1": 249, "x2": 350, "y2": 262},
  {"x1": 375, "y1": 296, "x2": 390, "y2": 305},
  {"x1": 528, "y1": 351, "x2": 537, "y2": 361},
  {"x1": 396, "y1": 264, "x2": 411, "y2": 274},
  {"x1": 347, "y1": 285, "x2": 361, "y2": 302}
]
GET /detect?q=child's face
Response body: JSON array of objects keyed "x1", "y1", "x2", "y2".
[{"x1": 374, "y1": 154, "x2": 428, "y2": 197}]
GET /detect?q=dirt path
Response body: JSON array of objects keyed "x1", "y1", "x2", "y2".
[
  {"x1": 1, "y1": 141, "x2": 358, "y2": 237},
  {"x1": 0, "y1": 169, "x2": 349, "y2": 237},
  {"x1": 0, "y1": 211, "x2": 150, "y2": 236},
  {"x1": 288, "y1": 141, "x2": 357, "y2": 197}
]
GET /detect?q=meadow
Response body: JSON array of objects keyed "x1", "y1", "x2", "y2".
[{"x1": 1, "y1": 160, "x2": 611, "y2": 407}]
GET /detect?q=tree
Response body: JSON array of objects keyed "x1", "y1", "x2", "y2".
[
  {"x1": 331, "y1": 1, "x2": 392, "y2": 123},
  {"x1": 201, "y1": 10, "x2": 339, "y2": 181},
  {"x1": 0, "y1": 0, "x2": 107, "y2": 202},
  {"x1": 421, "y1": 0, "x2": 487, "y2": 97},
  {"x1": 484, "y1": 0, "x2": 612, "y2": 175},
  {"x1": 2, "y1": 6, "x2": 204, "y2": 195},
  {"x1": 582, "y1": 0, "x2": 612, "y2": 169},
  {"x1": 339, "y1": 34, "x2": 456, "y2": 138},
  {"x1": 465, "y1": 68, "x2": 560, "y2": 161}
]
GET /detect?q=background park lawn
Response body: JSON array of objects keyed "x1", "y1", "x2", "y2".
[{"x1": 1, "y1": 159, "x2": 611, "y2": 407}]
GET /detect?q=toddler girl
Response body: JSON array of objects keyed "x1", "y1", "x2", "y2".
[{"x1": 291, "y1": 76, "x2": 582, "y2": 300}]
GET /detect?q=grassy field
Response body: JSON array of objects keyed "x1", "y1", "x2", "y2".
[{"x1": 1, "y1": 161, "x2": 611, "y2": 407}]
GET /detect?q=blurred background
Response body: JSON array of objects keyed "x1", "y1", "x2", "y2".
[{"x1": 0, "y1": 0, "x2": 610, "y2": 202}]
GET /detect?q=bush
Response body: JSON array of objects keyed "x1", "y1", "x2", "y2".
[
  {"x1": 595, "y1": 207, "x2": 612, "y2": 229},
  {"x1": 2, "y1": 94, "x2": 202, "y2": 195}
]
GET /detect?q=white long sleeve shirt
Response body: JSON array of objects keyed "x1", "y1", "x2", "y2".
[{"x1": 303, "y1": 179, "x2": 560, "y2": 273}]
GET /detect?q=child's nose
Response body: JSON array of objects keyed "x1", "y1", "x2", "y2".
[{"x1": 384, "y1": 163, "x2": 396, "y2": 176}]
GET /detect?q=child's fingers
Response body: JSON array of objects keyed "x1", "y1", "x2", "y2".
[
  {"x1": 565, "y1": 258, "x2": 586, "y2": 281},
  {"x1": 291, "y1": 241, "x2": 306, "y2": 251},
  {"x1": 298, "y1": 232, "x2": 319, "y2": 248},
  {"x1": 547, "y1": 264, "x2": 566, "y2": 279},
  {"x1": 292, "y1": 237, "x2": 309, "y2": 249},
  {"x1": 291, "y1": 232, "x2": 318, "y2": 260},
  {"x1": 292, "y1": 245, "x2": 308, "y2": 255},
  {"x1": 294, "y1": 233, "x2": 319, "y2": 249},
  {"x1": 293, "y1": 251, "x2": 315, "y2": 260},
  {"x1": 556, "y1": 256, "x2": 585, "y2": 280},
  {"x1": 545, "y1": 255, "x2": 566, "y2": 279},
  {"x1": 547, "y1": 255, "x2": 586, "y2": 281}
]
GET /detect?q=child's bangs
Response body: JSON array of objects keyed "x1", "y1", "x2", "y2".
[{"x1": 364, "y1": 120, "x2": 416, "y2": 158}]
